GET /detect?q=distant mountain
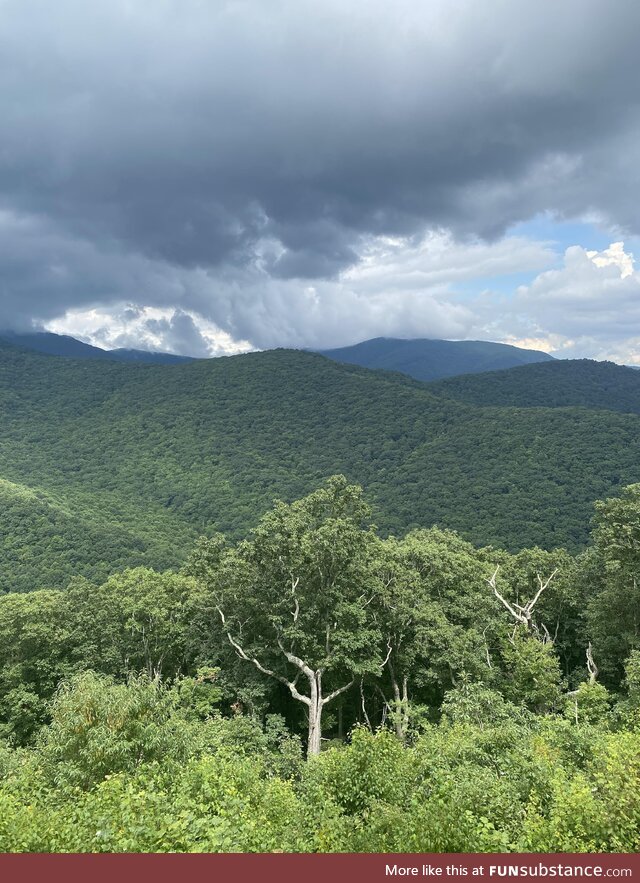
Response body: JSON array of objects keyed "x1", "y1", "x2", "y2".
[
  {"x1": 314, "y1": 337, "x2": 554, "y2": 382},
  {"x1": 0, "y1": 331, "x2": 192, "y2": 364},
  {"x1": 2, "y1": 339, "x2": 640, "y2": 591},
  {"x1": 429, "y1": 359, "x2": 640, "y2": 415}
]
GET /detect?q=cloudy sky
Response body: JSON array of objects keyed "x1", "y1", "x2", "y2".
[{"x1": 1, "y1": 0, "x2": 640, "y2": 361}]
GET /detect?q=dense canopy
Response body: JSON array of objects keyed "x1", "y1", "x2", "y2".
[{"x1": 3, "y1": 344, "x2": 640, "y2": 591}]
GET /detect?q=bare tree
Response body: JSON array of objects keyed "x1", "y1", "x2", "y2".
[{"x1": 487, "y1": 566, "x2": 557, "y2": 641}]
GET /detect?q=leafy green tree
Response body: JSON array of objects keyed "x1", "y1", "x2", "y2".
[
  {"x1": 201, "y1": 477, "x2": 387, "y2": 754},
  {"x1": 373, "y1": 529, "x2": 498, "y2": 739},
  {"x1": 63, "y1": 569, "x2": 196, "y2": 679},
  {"x1": 615, "y1": 650, "x2": 640, "y2": 723},
  {"x1": 500, "y1": 630, "x2": 563, "y2": 712},
  {"x1": 563, "y1": 682, "x2": 610, "y2": 726},
  {"x1": 441, "y1": 681, "x2": 530, "y2": 729},
  {"x1": 587, "y1": 485, "x2": 640, "y2": 682},
  {"x1": 0, "y1": 589, "x2": 70, "y2": 742},
  {"x1": 38, "y1": 671, "x2": 194, "y2": 790}
]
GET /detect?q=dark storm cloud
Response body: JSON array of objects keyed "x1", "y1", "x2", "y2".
[{"x1": 1, "y1": 0, "x2": 640, "y2": 342}]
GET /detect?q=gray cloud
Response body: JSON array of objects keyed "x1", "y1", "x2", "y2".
[{"x1": 1, "y1": 0, "x2": 640, "y2": 347}]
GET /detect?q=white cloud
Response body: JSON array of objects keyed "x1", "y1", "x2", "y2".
[
  {"x1": 40, "y1": 229, "x2": 557, "y2": 352},
  {"x1": 49, "y1": 306, "x2": 253, "y2": 357},
  {"x1": 488, "y1": 241, "x2": 640, "y2": 363},
  {"x1": 345, "y1": 230, "x2": 554, "y2": 291},
  {"x1": 13, "y1": 202, "x2": 638, "y2": 366},
  {"x1": 586, "y1": 241, "x2": 634, "y2": 278}
]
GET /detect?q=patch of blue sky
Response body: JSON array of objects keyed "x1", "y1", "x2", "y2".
[
  {"x1": 508, "y1": 214, "x2": 620, "y2": 254},
  {"x1": 453, "y1": 215, "x2": 640, "y2": 301}
]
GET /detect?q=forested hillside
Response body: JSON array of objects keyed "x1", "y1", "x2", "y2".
[
  {"x1": 316, "y1": 336, "x2": 554, "y2": 381},
  {"x1": 2, "y1": 342, "x2": 640, "y2": 591},
  {"x1": 430, "y1": 359, "x2": 640, "y2": 414}
]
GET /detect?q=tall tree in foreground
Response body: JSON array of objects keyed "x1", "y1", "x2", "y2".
[
  {"x1": 587, "y1": 483, "x2": 640, "y2": 683},
  {"x1": 373, "y1": 529, "x2": 498, "y2": 740},
  {"x1": 196, "y1": 476, "x2": 387, "y2": 755}
]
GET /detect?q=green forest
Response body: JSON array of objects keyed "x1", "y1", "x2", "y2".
[
  {"x1": 3, "y1": 0, "x2": 640, "y2": 860},
  {"x1": 1, "y1": 475, "x2": 640, "y2": 853},
  {"x1": 3, "y1": 342, "x2": 640, "y2": 592},
  {"x1": 430, "y1": 358, "x2": 640, "y2": 413},
  {"x1": 2, "y1": 344, "x2": 640, "y2": 853}
]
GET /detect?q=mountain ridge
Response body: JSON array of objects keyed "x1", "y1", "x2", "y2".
[
  {"x1": 314, "y1": 336, "x2": 555, "y2": 382},
  {"x1": 0, "y1": 330, "x2": 192, "y2": 364},
  {"x1": 2, "y1": 340, "x2": 640, "y2": 591},
  {"x1": 429, "y1": 358, "x2": 640, "y2": 414}
]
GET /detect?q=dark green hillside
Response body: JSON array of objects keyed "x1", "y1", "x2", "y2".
[
  {"x1": 315, "y1": 336, "x2": 554, "y2": 381},
  {"x1": 430, "y1": 359, "x2": 640, "y2": 414},
  {"x1": 2, "y1": 341, "x2": 640, "y2": 590}
]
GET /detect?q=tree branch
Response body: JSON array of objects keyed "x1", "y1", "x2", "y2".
[
  {"x1": 290, "y1": 576, "x2": 300, "y2": 623},
  {"x1": 529, "y1": 570, "x2": 558, "y2": 612},
  {"x1": 322, "y1": 679, "x2": 354, "y2": 706},
  {"x1": 359, "y1": 678, "x2": 372, "y2": 730},
  {"x1": 488, "y1": 566, "x2": 527, "y2": 625},
  {"x1": 488, "y1": 566, "x2": 557, "y2": 636},
  {"x1": 277, "y1": 637, "x2": 315, "y2": 680},
  {"x1": 217, "y1": 607, "x2": 311, "y2": 705},
  {"x1": 380, "y1": 638, "x2": 393, "y2": 669}
]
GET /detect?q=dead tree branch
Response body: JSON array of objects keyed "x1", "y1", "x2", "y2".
[{"x1": 488, "y1": 566, "x2": 557, "y2": 638}]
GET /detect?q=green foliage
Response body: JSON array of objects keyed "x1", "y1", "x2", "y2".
[
  {"x1": 587, "y1": 485, "x2": 640, "y2": 680},
  {"x1": 441, "y1": 682, "x2": 531, "y2": 729},
  {"x1": 3, "y1": 343, "x2": 640, "y2": 594},
  {"x1": 62, "y1": 568, "x2": 196, "y2": 679},
  {"x1": 431, "y1": 358, "x2": 640, "y2": 414},
  {"x1": 500, "y1": 631, "x2": 563, "y2": 712},
  {"x1": 304, "y1": 727, "x2": 411, "y2": 816},
  {"x1": 614, "y1": 651, "x2": 640, "y2": 725},
  {"x1": 563, "y1": 682, "x2": 611, "y2": 725},
  {"x1": 0, "y1": 675, "x2": 638, "y2": 852},
  {"x1": 174, "y1": 667, "x2": 223, "y2": 720},
  {"x1": 521, "y1": 730, "x2": 640, "y2": 852},
  {"x1": 0, "y1": 749, "x2": 309, "y2": 853},
  {"x1": 623, "y1": 650, "x2": 640, "y2": 705},
  {"x1": 192, "y1": 477, "x2": 389, "y2": 752},
  {"x1": 1, "y1": 476, "x2": 640, "y2": 852},
  {"x1": 38, "y1": 672, "x2": 195, "y2": 790},
  {"x1": 375, "y1": 529, "x2": 499, "y2": 708},
  {"x1": 0, "y1": 589, "x2": 70, "y2": 742}
]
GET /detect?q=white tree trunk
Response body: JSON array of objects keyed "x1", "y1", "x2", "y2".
[
  {"x1": 219, "y1": 612, "x2": 352, "y2": 757},
  {"x1": 307, "y1": 670, "x2": 355, "y2": 756},
  {"x1": 308, "y1": 686, "x2": 323, "y2": 756}
]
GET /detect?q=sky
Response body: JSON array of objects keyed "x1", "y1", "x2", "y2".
[{"x1": 1, "y1": 0, "x2": 640, "y2": 361}]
